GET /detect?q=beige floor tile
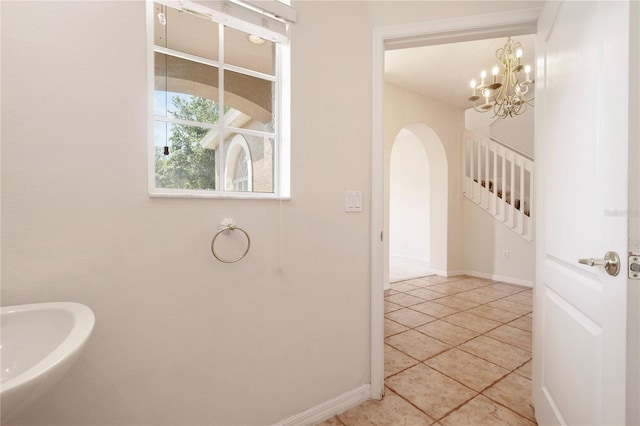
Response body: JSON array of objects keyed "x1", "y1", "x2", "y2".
[
  {"x1": 486, "y1": 282, "x2": 528, "y2": 295},
  {"x1": 426, "y1": 283, "x2": 469, "y2": 295},
  {"x1": 487, "y1": 299, "x2": 532, "y2": 315},
  {"x1": 315, "y1": 416, "x2": 345, "y2": 426},
  {"x1": 431, "y1": 296, "x2": 480, "y2": 310},
  {"x1": 384, "y1": 318, "x2": 409, "y2": 338},
  {"x1": 391, "y1": 282, "x2": 421, "y2": 292},
  {"x1": 454, "y1": 290, "x2": 502, "y2": 304},
  {"x1": 423, "y1": 275, "x2": 451, "y2": 284},
  {"x1": 459, "y1": 336, "x2": 531, "y2": 370},
  {"x1": 386, "y1": 308, "x2": 436, "y2": 328},
  {"x1": 425, "y1": 348, "x2": 509, "y2": 392},
  {"x1": 384, "y1": 289, "x2": 398, "y2": 297},
  {"x1": 337, "y1": 390, "x2": 434, "y2": 426},
  {"x1": 403, "y1": 277, "x2": 437, "y2": 287},
  {"x1": 465, "y1": 286, "x2": 513, "y2": 301},
  {"x1": 486, "y1": 325, "x2": 533, "y2": 352},
  {"x1": 406, "y1": 287, "x2": 447, "y2": 301},
  {"x1": 503, "y1": 291, "x2": 533, "y2": 306},
  {"x1": 449, "y1": 278, "x2": 491, "y2": 290},
  {"x1": 385, "y1": 300, "x2": 403, "y2": 314},
  {"x1": 415, "y1": 320, "x2": 478, "y2": 346},
  {"x1": 385, "y1": 364, "x2": 476, "y2": 420},
  {"x1": 514, "y1": 360, "x2": 532, "y2": 380},
  {"x1": 466, "y1": 305, "x2": 523, "y2": 323},
  {"x1": 386, "y1": 329, "x2": 450, "y2": 361},
  {"x1": 442, "y1": 312, "x2": 501, "y2": 333},
  {"x1": 483, "y1": 373, "x2": 535, "y2": 421},
  {"x1": 440, "y1": 395, "x2": 536, "y2": 426},
  {"x1": 508, "y1": 315, "x2": 533, "y2": 332},
  {"x1": 410, "y1": 301, "x2": 459, "y2": 318},
  {"x1": 385, "y1": 344, "x2": 419, "y2": 378},
  {"x1": 386, "y1": 293, "x2": 426, "y2": 307}
]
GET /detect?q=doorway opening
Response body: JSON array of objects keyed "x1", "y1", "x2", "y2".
[
  {"x1": 388, "y1": 125, "x2": 448, "y2": 286},
  {"x1": 370, "y1": 10, "x2": 539, "y2": 399}
]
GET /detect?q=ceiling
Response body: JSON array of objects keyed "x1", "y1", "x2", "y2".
[{"x1": 384, "y1": 35, "x2": 536, "y2": 110}]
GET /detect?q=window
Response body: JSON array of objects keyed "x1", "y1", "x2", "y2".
[
  {"x1": 148, "y1": 0, "x2": 293, "y2": 198},
  {"x1": 226, "y1": 135, "x2": 252, "y2": 192}
]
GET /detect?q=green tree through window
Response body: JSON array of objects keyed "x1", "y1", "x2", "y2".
[{"x1": 155, "y1": 95, "x2": 220, "y2": 190}]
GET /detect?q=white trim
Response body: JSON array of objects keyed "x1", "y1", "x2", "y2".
[
  {"x1": 370, "y1": 26, "x2": 385, "y2": 401},
  {"x1": 147, "y1": 1, "x2": 158, "y2": 196},
  {"x1": 167, "y1": 0, "x2": 290, "y2": 43},
  {"x1": 148, "y1": 0, "x2": 289, "y2": 198},
  {"x1": 371, "y1": 6, "x2": 541, "y2": 407},
  {"x1": 427, "y1": 268, "x2": 450, "y2": 278},
  {"x1": 149, "y1": 190, "x2": 289, "y2": 200},
  {"x1": 239, "y1": 0, "x2": 297, "y2": 24},
  {"x1": 459, "y1": 270, "x2": 533, "y2": 288},
  {"x1": 272, "y1": 385, "x2": 370, "y2": 426}
]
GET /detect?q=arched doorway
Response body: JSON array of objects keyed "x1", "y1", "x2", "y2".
[
  {"x1": 389, "y1": 129, "x2": 430, "y2": 282},
  {"x1": 387, "y1": 123, "x2": 449, "y2": 288}
]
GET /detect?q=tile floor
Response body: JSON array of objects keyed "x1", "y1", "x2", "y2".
[{"x1": 318, "y1": 275, "x2": 535, "y2": 426}]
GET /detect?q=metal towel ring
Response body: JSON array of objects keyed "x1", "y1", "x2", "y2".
[{"x1": 211, "y1": 224, "x2": 251, "y2": 263}]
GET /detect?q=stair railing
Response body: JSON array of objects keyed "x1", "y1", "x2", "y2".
[{"x1": 463, "y1": 129, "x2": 534, "y2": 242}]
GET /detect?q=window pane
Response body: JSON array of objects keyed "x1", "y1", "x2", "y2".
[
  {"x1": 224, "y1": 26, "x2": 274, "y2": 75},
  {"x1": 225, "y1": 133, "x2": 274, "y2": 193},
  {"x1": 154, "y1": 3, "x2": 219, "y2": 61},
  {"x1": 155, "y1": 53, "x2": 220, "y2": 125},
  {"x1": 224, "y1": 69, "x2": 274, "y2": 133},
  {"x1": 154, "y1": 121, "x2": 217, "y2": 190}
]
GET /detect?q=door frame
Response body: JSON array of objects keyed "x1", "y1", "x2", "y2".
[{"x1": 370, "y1": 8, "x2": 541, "y2": 399}]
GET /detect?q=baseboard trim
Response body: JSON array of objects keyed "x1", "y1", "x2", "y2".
[
  {"x1": 428, "y1": 268, "x2": 447, "y2": 277},
  {"x1": 460, "y1": 269, "x2": 533, "y2": 288},
  {"x1": 273, "y1": 384, "x2": 371, "y2": 426}
]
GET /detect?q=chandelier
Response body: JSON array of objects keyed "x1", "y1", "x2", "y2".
[{"x1": 468, "y1": 37, "x2": 535, "y2": 118}]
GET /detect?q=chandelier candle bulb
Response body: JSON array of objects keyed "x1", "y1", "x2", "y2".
[{"x1": 466, "y1": 37, "x2": 535, "y2": 118}]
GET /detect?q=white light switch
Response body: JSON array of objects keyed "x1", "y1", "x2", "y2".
[{"x1": 345, "y1": 191, "x2": 363, "y2": 212}]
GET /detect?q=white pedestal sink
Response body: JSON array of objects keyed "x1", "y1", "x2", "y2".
[{"x1": 1, "y1": 302, "x2": 95, "y2": 422}]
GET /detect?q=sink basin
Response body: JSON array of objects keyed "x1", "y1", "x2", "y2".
[{"x1": 1, "y1": 302, "x2": 95, "y2": 421}]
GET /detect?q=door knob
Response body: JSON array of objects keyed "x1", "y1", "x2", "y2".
[{"x1": 578, "y1": 251, "x2": 620, "y2": 276}]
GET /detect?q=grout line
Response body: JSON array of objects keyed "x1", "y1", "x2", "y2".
[
  {"x1": 384, "y1": 382, "x2": 452, "y2": 423},
  {"x1": 382, "y1": 277, "x2": 535, "y2": 425},
  {"x1": 481, "y1": 388, "x2": 538, "y2": 423}
]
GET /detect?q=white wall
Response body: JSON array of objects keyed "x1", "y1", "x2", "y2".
[
  {"x1": 463, "y1": 199, "x2": 535, "y2": 286},
  {"x1": 384, "y1": 83, "x2": 464, "y2": 282},
  {"x1": 464, "y1": 106, "x2": 535, "y2": 158},
  {"x1": 1, "y1": 2, "x2": 372, "y2": 425},
  {"x1": 390, "y1": 132, "x2": 429, "y2": 262}
]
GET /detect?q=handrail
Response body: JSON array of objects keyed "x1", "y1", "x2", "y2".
[{"x1": 489, "y1": 136, "x2": 534, "y2": 161}]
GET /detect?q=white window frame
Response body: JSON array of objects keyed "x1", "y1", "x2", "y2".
[{"x1": 146, "y1": 0, "x2": 291, "y2": 200}]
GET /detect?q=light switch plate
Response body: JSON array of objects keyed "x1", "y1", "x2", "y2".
[{"x1": 345, "y1": 190, "x2": 363, "y2": 212}]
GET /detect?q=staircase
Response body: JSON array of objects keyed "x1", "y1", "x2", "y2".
[{"x1": 463, "y1": 129, "x2": 534, "y2": 242}]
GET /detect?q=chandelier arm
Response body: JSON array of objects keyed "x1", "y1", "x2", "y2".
[{"x1": 467, "y1": 37, "x2": 534, "y2": 119}]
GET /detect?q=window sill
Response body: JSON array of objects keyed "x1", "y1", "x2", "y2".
[{"x1": 149, "y1": 190, "x2": 291, "y2": 201}]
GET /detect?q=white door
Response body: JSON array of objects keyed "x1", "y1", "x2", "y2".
[{"x1": 533, "y1": 1, "x2": 631, "y2": 425}]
